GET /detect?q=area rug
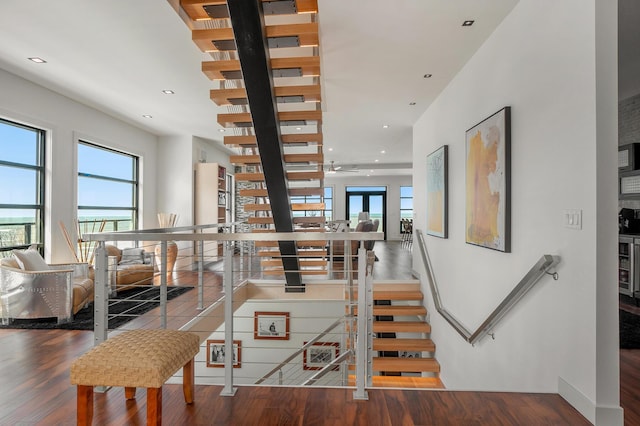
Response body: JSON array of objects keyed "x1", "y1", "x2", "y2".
[
  {"x1": 0, "y1": 285, "x2": 193, "y2": 331},
  {"x1": 620, "y1": 308, "x2": 640, "y2": 349}
]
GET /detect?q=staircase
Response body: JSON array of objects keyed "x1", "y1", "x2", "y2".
[
  {"x1": 179, "y1": 0, "x2": 328, "y2": 281},
  {"x1": 352, "y1": 280, "x2": 444, "y2": 389}
]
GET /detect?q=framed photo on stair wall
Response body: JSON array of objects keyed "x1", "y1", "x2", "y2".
[
  {"x1": 254, "y1": 311, "x2": 290, "y2": 340},
  {"x1": 426, "y1": 145, "x2": 448, "y2": 238},
  {"x1": 465, "y1": 106, "x2": 511, "y2": 252}
]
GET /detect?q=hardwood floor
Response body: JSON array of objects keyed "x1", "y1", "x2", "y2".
[{"x1": 0, "y1": 241, "x2": 629, "y2": 425}]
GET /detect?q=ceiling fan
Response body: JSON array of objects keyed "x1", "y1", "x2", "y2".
[{"x1": 325, "y1": 161, "x2": 359, "y2": 174}]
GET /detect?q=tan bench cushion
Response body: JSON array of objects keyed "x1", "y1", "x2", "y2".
[{"x1": 70, "y1": 329, "x2": 200, "y2": 388}]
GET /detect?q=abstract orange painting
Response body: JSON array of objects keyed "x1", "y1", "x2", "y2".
[
  {"x1": 426, "y1": 145, "x2": 448, "y2": 238},
  {"x1": 465, "y1": 107, "x2": 511, "y2": 252}
]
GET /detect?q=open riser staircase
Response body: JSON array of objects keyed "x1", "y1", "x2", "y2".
[
  {"x1": 353, "y1": 281, "x2": 444, "y2": 389},
  {"x1": 179, "y1": 0, "x2": 328, "y2": 279}
]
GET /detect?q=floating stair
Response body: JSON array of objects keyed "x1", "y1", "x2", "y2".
[
  {"x1": 353, "y1": 281, "x2": 444, "y2": 389},
  {"x1": 178, "y1": 0, "x2": 327, "y2": 282}
]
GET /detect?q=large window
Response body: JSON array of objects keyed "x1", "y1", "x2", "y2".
[
  {"x1": 77, "y1": 141, "x2": 139, "y2": 233},
  {"x1": 400, "y1": 186, "x2": 413, "y2": 230},
  {"x1": 289, "y1": 186, "x2": 333, "y2": 223},
  {"x1": 0, "y1": 119, "x2": 45, "y2": 256},
  {"x1": 324, "y1": 186, "x2": 333, "y2": 221}
]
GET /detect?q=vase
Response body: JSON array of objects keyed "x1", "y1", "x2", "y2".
[{"x1": 154, "y1": 241, "x2": 178, "y2": 277}]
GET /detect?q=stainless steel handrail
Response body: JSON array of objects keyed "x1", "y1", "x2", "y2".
[{"x1": 415, "y1": 229, "x2": 561, "y2": 345}]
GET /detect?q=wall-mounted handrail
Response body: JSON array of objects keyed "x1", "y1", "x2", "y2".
[{"x1": 415, "y1": 229, "x2": 561, "y2": 345}]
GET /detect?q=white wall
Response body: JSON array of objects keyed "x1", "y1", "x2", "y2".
[
  {"x1": 0, "y1": 68, "x2": 158, "y2": 263},
  {"x1": 412, "y1": 1, "x2": 620, "y2": 424},
  {"x1": 325, "y1": 174, "x2": 411, "y2": 241},
  {"x1": 193, "y1": 299, "x2": 345, "y2": 385}
]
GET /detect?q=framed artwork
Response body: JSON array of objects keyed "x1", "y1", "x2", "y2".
[
  {"x1": 398, "y1": 351, "x2": 421, "y2": 359},
  {"x1": 465, "y1": 106, "x2": 511, "y2": 252},
  {"x1": 426, "y1": 145, "x2": 448, "y2": 238},
  {"x1": 206, "y1": 339, "x2": 241, "y2": 368},
  {"x1": 303, "y1": 342, "x2": 339, "y2": 370},
  {"x1": 218, "y1": 190, "x2": 226, "y2": 207},
  {"x1": 254, "y1": 311, "x2": 290, "y2": 340}
]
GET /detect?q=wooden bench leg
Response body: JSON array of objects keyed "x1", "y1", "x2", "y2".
[
  {"x1": 183, "y1": 358, "x2": 195, "y2": 404},
  {"x1": 77, "y1": 385, "x2": 93, "y2": 426},
  {"x1": 147, "y1": 387, "x2": 162, "y2": 426},
  {"x1": 125, "y1": 387, "x2": 137, "y2": 400}
]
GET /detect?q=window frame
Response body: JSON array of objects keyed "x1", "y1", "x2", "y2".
[
  {"x1": 77, "y1": 140, "x2": 140, "y2": 232},
  {"x1": 0, "y1": 118, "x2": 45, "y2": 255}
]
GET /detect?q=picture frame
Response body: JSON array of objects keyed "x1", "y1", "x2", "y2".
[
  {"x1": 426, "y1": 145, "x2": 448, "y2": 238},
  {"x1": 218, "y1": 190, "x2": 226, "y2": 207},
  {"x1": 303, "y1": 341, "x2": 339, "y2": 370},
  {"x1": 398, "y1": 350, "x2": 421, "y2": 359},
  {"x1": 465, "y1": 106, "x2": 511, "y2": 252},
  {"x1": 254, "y1": 311, "x2": 290, "y2": 340},
  {"x1": 206, "y1": 339, "x2": 241, "y2": 368}
]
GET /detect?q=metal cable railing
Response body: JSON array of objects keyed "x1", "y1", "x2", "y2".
[{"x1": 84, "y1": 225, "x2": 382, "y2": 397}]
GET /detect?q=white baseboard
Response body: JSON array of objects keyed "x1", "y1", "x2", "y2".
[{"x1": 558, "y1": 377, "x2": 623, "y2": 425}]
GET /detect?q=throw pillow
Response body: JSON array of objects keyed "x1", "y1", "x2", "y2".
[
  {"x1": 13, "y1": 248, "x2": 50, "y2": 271},
  {"x1": 119, "y1": 247, "x2": 144, "y2": 265}
]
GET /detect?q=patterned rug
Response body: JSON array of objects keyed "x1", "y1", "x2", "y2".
[{"x1": 0, "y1": 285, "x2": 192, "y2": 330}]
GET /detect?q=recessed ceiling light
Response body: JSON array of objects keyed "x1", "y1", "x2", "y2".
[
  {"x1": 218, "y1": 129, "x2": 225, "y2": 133},
  {"x1": 296, "y1": 127, "x2": 302, "y2": 131},
  {"x1": 374, "y1": 159, "x2": 379, "y2": 163},
  {"x1": 28, "y1": 57, "x2": 46, "y2": 63},
  {"x1": 380, "y1": 150, "x2": 386, "y2": 154},
  {"x1": 162, "y1": 90, "x2": 175, "y2": 95},
  {"x1": 328, "y1": 147, "x2": 333, "y2": 151},
  {"x1": 409, "y1": 102, "x2": 416, "y2": 106},
  {"x1": 462, "y1": 20, "x2": 475, "y2": 26},
  {"x1": 370, "y1": 170, "x2": 374, "y2": 173},
  {"x1": 423, "y1": 74, "x2": 432, "y2": 79},
  {"x1": 382, "y1": 124, "x2": 389, "y2": 129},
  {"x1": 142, "y1": 114, "x2": 153, "y2": 119}
]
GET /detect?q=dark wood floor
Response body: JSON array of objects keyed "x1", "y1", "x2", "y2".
[{"x1": 0, "y1": 242, "x2": 631, "y2": 425}]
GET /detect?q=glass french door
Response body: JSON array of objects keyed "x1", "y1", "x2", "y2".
[{"x1": 345, "y1": 187, "x2": 386, "y2": 238}]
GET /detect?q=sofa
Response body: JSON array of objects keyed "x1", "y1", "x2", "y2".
[
  {"x1": 329, "y1": 220, "x2": 377, "y2": 260},
  {"x1": 104, "y1": 244, "x2": 155, "y2": 290},
  {"x1": 0, "y1": 248, "x2": 94, "y2": 324}
]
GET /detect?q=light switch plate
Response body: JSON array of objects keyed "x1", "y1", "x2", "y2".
[{"x1": 564, "y1": 209, "x2": 582, "y2": 230}]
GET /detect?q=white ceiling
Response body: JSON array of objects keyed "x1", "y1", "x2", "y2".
[{"x1": 0, "y1": 0, "x2": 524, "y2": 177}]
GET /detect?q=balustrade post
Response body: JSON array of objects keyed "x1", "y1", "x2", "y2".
[
  {"x1": 93, "y1": 242, "x2": 109, "y2": 346},
  {"x1": 198, "y1": 239, "x2": 204, "y2": 310},
  {"x1": 353, "y1": 246, "x2": 369, "y2": 400},
  {"x1": 159, "y1": 241, "x2": 167, "y2": 329},
  {"x1": 221, "y1": 240, "x2": 237, "y2": 396}
]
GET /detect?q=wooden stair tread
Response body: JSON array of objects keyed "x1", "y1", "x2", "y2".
[
  {"x1": 202, "y1": 56, "x2": 321, "y2": 81},
  {"x1": 355, "y1": 305, "x2": 426, "y2": 316},
  {"x1": 224, "y1": 133, "x2": 322, "y2": 146},
  {"x1": 373, "y1": 321, "x2": 431, "y2": 333},
  {"x1": 373, "y1": 290, "x2": 423, "y2": 301},
  {"x1": 373, "y1": 338, "x2": 435, "y2": 352},
  {"x1": 372, "y1": 357, "x2": 440, "y2": 373},
  {"x1": 347, "y1": 375, "x2": 445, "y2": 389}
]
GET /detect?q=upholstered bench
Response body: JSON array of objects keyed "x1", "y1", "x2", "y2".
[{"x1": 70, "y1": 329, "x2": 200, "y2": 426}]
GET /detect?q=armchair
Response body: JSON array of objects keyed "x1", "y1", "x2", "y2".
[
  {"x1": 0, "y1": 249, "x2": 93, "y2": 324},
  {"x1": 104, "y1": 244, "x2": 155, "y2": 291}
]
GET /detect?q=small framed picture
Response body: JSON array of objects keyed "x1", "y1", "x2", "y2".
[
  {"x1": 206, "y1": 340, "x2": 241, "y2": 368},
  {"x1": 398, "y1": 351, "x2": 421, "y2": 359},
  {"x1": 218, "y1": 190, "x2": 226, "y2": 206},
  {"x1": 303, "y1": 342, "x2": 339, "y2": 370},
  {"x1": 254, "y1": 311, "x2": 290, "y2": 340}
]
